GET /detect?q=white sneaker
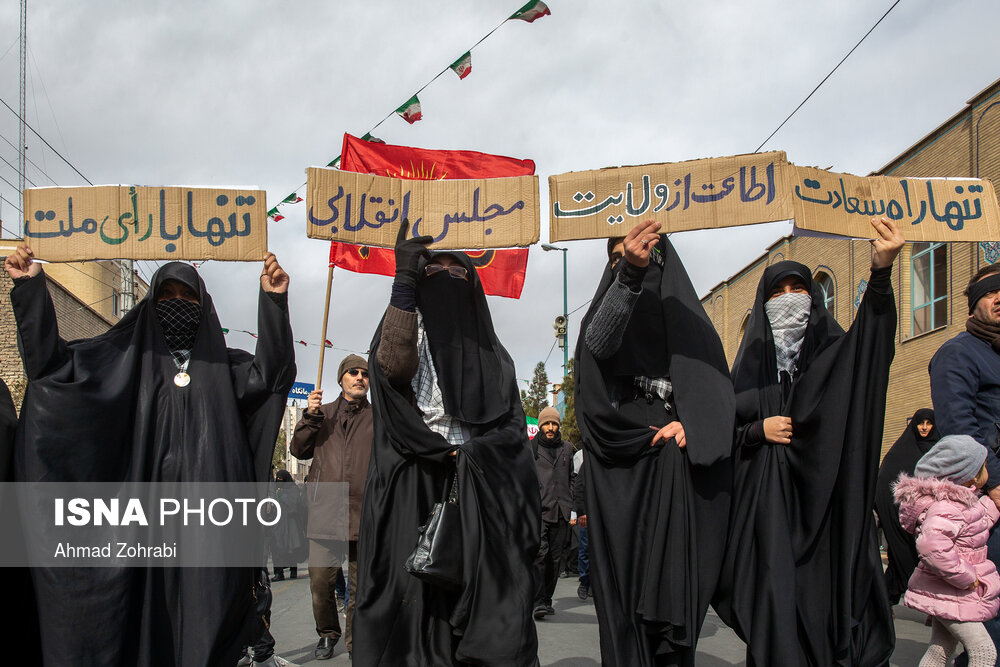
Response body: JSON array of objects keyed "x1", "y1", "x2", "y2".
[{"x1": 254, "y1": 656, "x2": 299, "y2": 667}]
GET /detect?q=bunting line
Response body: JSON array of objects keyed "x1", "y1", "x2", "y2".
[
  {"x1": 265, "y1": 1, "x2": 550, "y2": 222},
  {"x1": 221, "y1": 327, "x2": 363, "y2": 355}
]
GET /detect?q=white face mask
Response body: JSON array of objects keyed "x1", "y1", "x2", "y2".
[{"x1": 764, "y1": 292, "x2": 812, "y2": 378}]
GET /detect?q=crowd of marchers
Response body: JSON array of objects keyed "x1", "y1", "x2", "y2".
[{"x1": 5, "y1": 212, "x2": 1000, "y2": 667}]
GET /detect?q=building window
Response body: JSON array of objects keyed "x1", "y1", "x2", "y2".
[
  {"x1": 911, "y1": 242, "x2": 948, "y2": 336},
  {"x1": 738, "y1": 312, "x2": 751, "y2": 344},
  {"x1": 112, "y1": 288, "x2": 121, "y2": 317},
  {"x1": 814, "y1": 271, "x2": 835, "y2": 316}
]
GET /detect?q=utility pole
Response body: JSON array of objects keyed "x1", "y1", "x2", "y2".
[{"x1": 18, "y1": 0, "x2": 26, "y2": 234}]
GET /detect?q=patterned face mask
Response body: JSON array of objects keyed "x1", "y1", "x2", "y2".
[
  {"x1": 764, "y1": 292, "x2": 812, "y2": 379},
  {"x1": 155, "y1": 298, "x2": 201, "y2": 367}
]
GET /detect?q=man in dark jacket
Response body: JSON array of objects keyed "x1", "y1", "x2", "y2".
[
  {"x1": 290, "y1": 354, "x2": 373, "y2": 661},
  {"x1": 531, "y1": 406, "x2": 575, "y2": 619},
  {"x1": 930, "y1": 261, "x2": 1000, "y2": 658}
]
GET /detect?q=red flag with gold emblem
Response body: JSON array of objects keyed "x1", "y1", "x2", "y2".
[{"x1": 329, "y1": 134, "x2": 532, "y2": 298}]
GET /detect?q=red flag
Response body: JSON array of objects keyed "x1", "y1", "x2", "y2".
[
  {"x1": 340, "y1": 133, "x2": 534, "y2": 179},
  {"x1": 331, "y1": 135, "x2": 531, "y2": 298}
]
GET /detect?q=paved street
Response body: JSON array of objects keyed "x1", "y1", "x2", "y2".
[{"x1": 268, "y1": 573, "x2": 933, "y2": 665}]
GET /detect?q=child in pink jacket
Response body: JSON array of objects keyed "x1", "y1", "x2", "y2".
[{"x1": 895, "y1": 434, "x2": 1000, "y2": 667}]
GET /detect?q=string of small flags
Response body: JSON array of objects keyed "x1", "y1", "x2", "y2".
[
  {"x1": 265, "y1": 0, "x2": 550, "y2": 223},
  {"x1": 221, "y1": 327, "x2": 362, "y2": 355}
]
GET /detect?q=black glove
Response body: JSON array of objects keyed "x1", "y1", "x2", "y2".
[{"x1": 394, "y1": 218, "x2": 433, "y2": 287}]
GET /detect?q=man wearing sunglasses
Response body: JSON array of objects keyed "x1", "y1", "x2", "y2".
[{"x1": 290, "y1": 354, "x2": 373, "y2": 661}]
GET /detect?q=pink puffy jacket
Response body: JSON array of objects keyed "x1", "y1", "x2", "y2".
[{"x1": 895, "y1": 473, "x2": 1000, "y2": 621}]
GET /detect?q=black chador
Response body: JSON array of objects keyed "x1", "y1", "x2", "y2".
[
  {"x1": 714, "y1": 261, "x2": 896, "y2": 666},
  {"x1": 11, "y1": 262, "x2": 295, "y2": 667},
  {"x1": 875, "y1": 408, "x2": 940, "y2": 605},
  {"x1": 354, "y1": 251, "x2": 540, "y2": 667},
  {"x1": 575, "y1": 236, "x2": 734, "y2": 666}
]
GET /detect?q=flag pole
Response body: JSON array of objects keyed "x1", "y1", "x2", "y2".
[{"x1": 315, "y1": 265, "x2": 335, "y2": 391}]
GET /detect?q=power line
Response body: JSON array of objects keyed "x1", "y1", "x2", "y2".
[
  {"x1": 0, "y1": 149, "x2": 36, "y2": 187},
  {"x1": 754, "y1": 0, "x2": 903, "y2": 153},
  {"x1": 0, "y1": 129, "x2": 57, "y2": 184},
  {"x1": 0, "y1": 92, "x2": 92, "y2": 184}
]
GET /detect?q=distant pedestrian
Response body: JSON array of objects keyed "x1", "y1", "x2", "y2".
[
  {"x1": 876, "y1": 409, "x2": 940, "y2": 607},
  {"x1": 895, "y1": 435, "x2": 1000, "y2": 667},
  {"x1": 531, "y1": 406, "x2": 575, "y2": 620},
  {"x1": 269, "y1": 469, "x2": 307, "y2": 581}
]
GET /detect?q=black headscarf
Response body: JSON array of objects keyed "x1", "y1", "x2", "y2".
[
  {"x1": 732, "y1": 261, "x2": 843, "y2": 419},
  {"x1": 715, "y1": 260, "x2": 896, "y2": 666},
  {"x1": 354, "y1": 251, "x2": 540, "y2": 667},
  {"x1": 575, "y1": 236, "x2": 734, "y2": 666},
  {"x1": 875, "y1": 408, "x2": 939, "y2": 604},
  {"x1": 10, "y1": 262, "x2": 295, "y2": 667}
]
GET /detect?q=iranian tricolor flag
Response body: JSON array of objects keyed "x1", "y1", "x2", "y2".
[
  {"x1": 511, "y1": 0, "x2": 551, "y2": 23},
  {"x1": 329, "y1": 134, "x2": 534, "y2": 298},
  {"x1": 281, "y1": 193, "x2": 303, "y2": 204},
  {"x1": 395, "y1": 95, "x2": 422, "y2": 124},
  {"x1": 450, "y1": 52, "x2": 472, "y2": 80},
  {"x1": 526, "y1": 415, "x2": 539, "y2": 439}
]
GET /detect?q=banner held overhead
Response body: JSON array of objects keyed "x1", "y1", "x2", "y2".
[
  {"x1": 549, "y1": 152, "x2": 1000, "y2": 242},
  {"x1": 23, "y1": 185, "x2": 267, "y2": 261},
  {"x1": 306, "y1": 168, "x2": 539, "y2": 249}
]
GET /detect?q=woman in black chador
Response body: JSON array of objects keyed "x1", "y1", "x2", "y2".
[
  {"x1": 353, "y1": 222, "x2": 540, "y2": 666},
  {"x1": 875, "y1": 408, "x2": 940, "y2": 606},
  {"x1": 575, "y1": 220, "x2": 735, "y2": 666},
  {"x1": 5, "y1": 245, "x2": 296, "y2": 667},
  {"x1": 714, "y1": 217, "x2": 905, "y2": 666}
]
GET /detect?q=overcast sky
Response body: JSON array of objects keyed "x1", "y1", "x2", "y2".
[{"x1": 1, "y1": 0, "x2": 998, "y2": 394}]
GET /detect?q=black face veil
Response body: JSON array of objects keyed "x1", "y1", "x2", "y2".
[{"x1": 354, "y1": 250, "x2": 539, "y2": 666}]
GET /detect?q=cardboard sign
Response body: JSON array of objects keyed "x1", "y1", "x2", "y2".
[
  {"x1": 549, "y1": 153, "x2": 1000, "y2": 242},
  {"x1": 549, "y1": 152, "x2": 791, "y2": 241},
  {"x1": 790, "y1": 166, "x2": 1000, "y2": 241},
  {"x1": 306, "y1": 167, "x2": 539, "y2": 249},
  {"x1": 23, "y1": 186, "x2": 267, "y2": 261}
]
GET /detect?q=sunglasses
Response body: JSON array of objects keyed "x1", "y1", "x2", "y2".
[
  {"x1": 424, "y1": 264, "x2": 469, "y2": 280},
  {"x1": 345, "y1": 369, "x2": 369, "y2": 379}
]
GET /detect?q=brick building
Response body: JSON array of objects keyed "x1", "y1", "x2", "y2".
[
  {"x1": 1, "y1": 259, "x2": 148, "y2": 411},
  {"x1": 702, "y1": 77, "x2": 1000, "y2": 458}
]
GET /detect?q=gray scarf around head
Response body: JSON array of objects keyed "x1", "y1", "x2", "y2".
[{"x1": 764, "y1": 292, "x2": 811, "y2": 379}]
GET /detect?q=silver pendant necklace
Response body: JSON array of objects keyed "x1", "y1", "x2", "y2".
[{"x1": 174, "y1": 359, "x2": 191, "y2": 388}]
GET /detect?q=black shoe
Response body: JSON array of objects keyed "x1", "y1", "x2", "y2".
[
  {"x1": 289, "y1": 568, "x2": 298, "y2": 579},
  {"x1": 545, "y1": 604, "x2": 555, "y2": 615},
  {"x1": 577, "y1": 583, "x2": 589, "y2": 601},
  {"x1": 272, "y1": 572, "x2": 285, "y2": 582},
  {"x1": 315, "y1": 637, "x2": 335, "y2": 660},
  {"x1": 532, "y1": 604, "x2": 548, "y2": 620},
  {"x1": 348, "y1": 651, "x2": 352, "y2": 661}
]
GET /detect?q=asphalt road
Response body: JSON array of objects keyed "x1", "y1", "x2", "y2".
[{"x1": 267, "y1": 573, "x2": 934, "y2": 665}]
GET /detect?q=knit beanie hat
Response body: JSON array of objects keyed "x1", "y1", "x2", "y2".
[
  {"x1": 538, "y1": 406, "x2": 561, "y2": 427},
  {"x1": 337, "y1": 354, "x2": 368, "y2": 382},
  {"x1": 914, "y1": 434, "x2": 988, "y2": 484}
]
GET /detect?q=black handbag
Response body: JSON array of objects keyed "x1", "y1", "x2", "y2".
[{"x1": 404, "y1": 472, "x2": 463, "y2": 589}]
